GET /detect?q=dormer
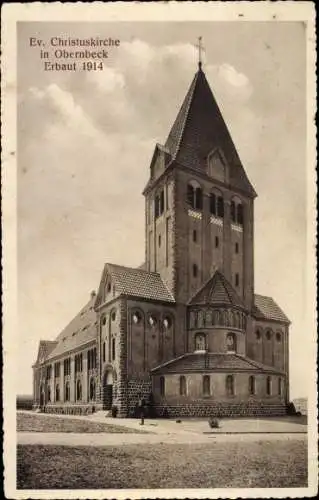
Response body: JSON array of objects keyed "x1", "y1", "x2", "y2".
[{"x1": 207, "y1": 148, "x2": 229, "y2": 184}]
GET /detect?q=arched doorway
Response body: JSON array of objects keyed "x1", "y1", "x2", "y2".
[{"x1": 102, "y1": 369, "x2": 113, "y2": 410}]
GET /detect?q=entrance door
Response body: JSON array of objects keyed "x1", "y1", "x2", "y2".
[
  {"x1": 103, "y1": 385, "x2": 113, "y2": 410},
  {"x1": 102, "y1": 370, "x2": 113, "y2": 410}
]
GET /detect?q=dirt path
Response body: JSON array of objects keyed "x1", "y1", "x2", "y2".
[{"x1": 17, "y1": 430, "x2": 306, "y2": 447}]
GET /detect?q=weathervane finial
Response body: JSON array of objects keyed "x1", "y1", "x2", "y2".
[{"x1": 195, "y1": 36, "x2": 205, "y2": 70}]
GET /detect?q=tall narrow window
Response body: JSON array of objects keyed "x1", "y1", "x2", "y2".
[
  {"x1": 160, "y1": 376, "x2": 165, "y2": 396},
  {"x1": 248, "y1": 376, "x2": 255, "y2": 395},
  {"x1": 76, "y1": 380, "x2": 82, "y2": 401},
  {"x1": 266, "y1": 376, "x2": 272, "y2": 396},
  {"x1": 195, "y1": 333, "x2": 206, "y2": 351},
  {"x1": 89, "y1": 378, "x2": 96, "y2": 401},
  {"x1": 235, "y1": 273, "x2": 239, "y2": 287},
  {"x1": 235, "y1": 242, "x2": 239, "y2": 254},
  {"x1": 187, "y1": 182, "x2": 203, "y2": 210},
  {"x1": 158, "y1": 234, "x2": 161, "y2": 247},
  {"x1": 226, "y1": 375, "x2": 235, "y2": 396},
  {"x1": 55, "y1": 384, "x2": 60, "y2": 402},
  {"x1": 215, "y1": 236, "x2": 219, "y2": 248},
  {"x1": 231, "y1": 201, "x2": 236, "y2": 222},
  {"x1": 193, "y1": 264, "x2": 198, "y2": 278},
  {"x1": 65, "y1": 382, "x2": 70, "y2": 402},
  {"x1": 112, "y1": 338, "x2": 116, "y2": 361},
  {"x1": 217, "y1": 196, "x2": 224, "y2": 217},
  {"x1": 210, "y1": 193, "x2": 216, "y2": 215},
  {"x1": 195, "y1": 187, "x2": 203, "y2": 210},
  {"x1": 226, "y1": 333, "x2": 237, "y2": 353},
  {"x1": 278, "y1": 377, "x2": 282, "y2": 396},
  {"x1": 203, "y1": 375, "x2": 210, "y2": 396},
  {"x1": 193, "y1": 229, "x2": 197, "y2": 243},
  {"x1": 179, "y1": 376, "x2": 187, "y2": 396},
  {"x1": 103, "y1": 342, "x2": 106, "y2": 363},
  {"x1": 237, "y1": 203, "x2": 244, "y2": 225}
]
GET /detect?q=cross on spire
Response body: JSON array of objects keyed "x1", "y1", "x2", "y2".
[{"x1": 195, "y1": 36, "x2": 205, "y2": 69}]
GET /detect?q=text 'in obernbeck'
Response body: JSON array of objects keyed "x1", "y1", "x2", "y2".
[{"x1": 29, "y1": 36, "x2": 121, "y2": 72}]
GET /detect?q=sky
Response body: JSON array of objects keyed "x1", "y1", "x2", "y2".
[{"x1": 17, "y1": 21, "x2": 309, "y2": 398}]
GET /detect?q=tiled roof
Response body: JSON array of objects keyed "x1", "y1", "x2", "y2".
[
  {"x1": 45, "y1": 296, "x2": 98, "y2": 361},
  {"x1": 253, "y1": 294, "x2": 290, "y2": 323},
  {"x1": 151, "y1": 352, "x2": 283, "y2": 375},
  {"x1": 105, "y1": 263, "x2": 175, "y2": 303},
  {"x1": 189, "y1": 270, "x2": 245, "y2": 309},
  {"x1": 165, "y1": 68, "x2": 256, "y2": 197}
]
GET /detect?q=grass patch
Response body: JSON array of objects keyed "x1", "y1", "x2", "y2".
[
  {"x1": 17, "y1": 440, "x2": 307, "y2": 489},
  {"x1": 17, "y1": 412, "x2": 148, "y2": 434}
]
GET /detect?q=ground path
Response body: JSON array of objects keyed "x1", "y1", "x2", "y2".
[{"x1": 17, "y1": 410, "x2": 307, "y2": 446}]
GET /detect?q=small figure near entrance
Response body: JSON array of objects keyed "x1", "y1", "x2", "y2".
[{"x1": 138, "y1": 395, "x2": 146, "y2": 425}]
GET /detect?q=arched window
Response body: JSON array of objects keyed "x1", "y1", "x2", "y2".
[
  {"x1": 149, "y1": 314, "x2": 157, "y2": 327},
  {"x1": 276, "y1": 332, "x2": 282, "y2": 342},
  {"x1": 163, "y1": 316, "x2": 172, "y2": 329},
  {"x1": 179, "y1": 376, "x2": 187, "y2": 396},
  {"x1": 226, "y1": 333, "x2": 237, "y2": 353},
  {"x1": 55, "y1": 384, "x2": 60, "y2": 402},
  {"x1": 226, "y1": 375, "x2": 235, "y2": 396},
  {"x1": 102, "y1": 342, "x2": 106, "y2": 363},
  {"x1": 278, "y1": 377, "x2": 282, "y2": 396},
  {"x1": 266, "y1": 330, "x2": 272, "y2": 341},
  {"x1": 132, "y1": 310, "x2": 143, "y2": 324},
  {"x1": 89, "y1": 377, "x2": 96, "y2": 401},
  {"x1": 248, "y1": 376, "x2": 255, "y2": 395},
  {"x1": 266, "y1": 376, "x2": 272, "y2": 396},
  {"x1": 237, "y1": 203, "x2": 244, "y2": 225},
  {"x1": 256, "y1": 329, "x2": 261, "y2": 340},
  {"x1": 231, "y1": 197, "x2": 244, "y2": 225},
  {"x1": 65, "y1": 382, "x2": 70, "y2": 402},
  {"x1": 187, "y1": 181, "x2": 203, "y2": 210},
  {"x1": 159, "y1": 376, "x2": 165, "y2": 396},
  {"x1": 194, "y1": 333, "x2": 206, "y2": 351},
  {"x1": 76, "y1": 380, "x2": 82, "y2": 401},
  {"x1": 155, "y1": 189, "x2": 165, "y2": 218},
  {"x1": 210, "y1": 190, "x2": 224, "y2": 218},
  {"x1": 47, "y1": 386, "x2": 51, "y2": 403},
  {"x1": 203, "y1": 375, "x2": 210, "y2": 396}
]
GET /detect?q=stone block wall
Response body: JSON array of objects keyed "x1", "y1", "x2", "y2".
[{"x1": 126, "y1": 376, "x2": 152, "y2": 417}]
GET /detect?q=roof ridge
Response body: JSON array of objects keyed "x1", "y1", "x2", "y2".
[
  {"x1": 151, "y1": 353, "x2": 190, "y2": 372},
  {"x1": 173, "y1": 71, "x2": 199, "y2": 160},
  {"x1": 107, "y1": 262, "x2": 162, "y2": 276}
]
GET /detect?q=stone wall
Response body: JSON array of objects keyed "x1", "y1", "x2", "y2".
[
  {"x1": 153, "y1": 400, "x2": 287, "y2": 418},
  {"x1": 126, "y1": 376, "x2": 152, "y2": 417}
]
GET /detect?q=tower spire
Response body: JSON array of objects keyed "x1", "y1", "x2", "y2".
[{"x1": 195, "y1": 36, "x2": 205, "y2": 70}]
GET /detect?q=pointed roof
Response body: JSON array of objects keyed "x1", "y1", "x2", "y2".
[
  {"x1": 165, "y1": 67, "x2": 256, "y2": 197},
  {"x1": 188, "y1": 270, "x2": 245, "y2": 309},
  {"x1": 151, "y1": 352, "x2": 283, "y2": 375}
]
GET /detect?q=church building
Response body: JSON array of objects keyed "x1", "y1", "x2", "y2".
[{"x1": 32, "y1": 58, "x2": 290, "y2": 418}]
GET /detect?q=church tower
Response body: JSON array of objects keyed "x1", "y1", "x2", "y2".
[{"x1": 143, "y1": 61, "x2": 257, "y2": 311}]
